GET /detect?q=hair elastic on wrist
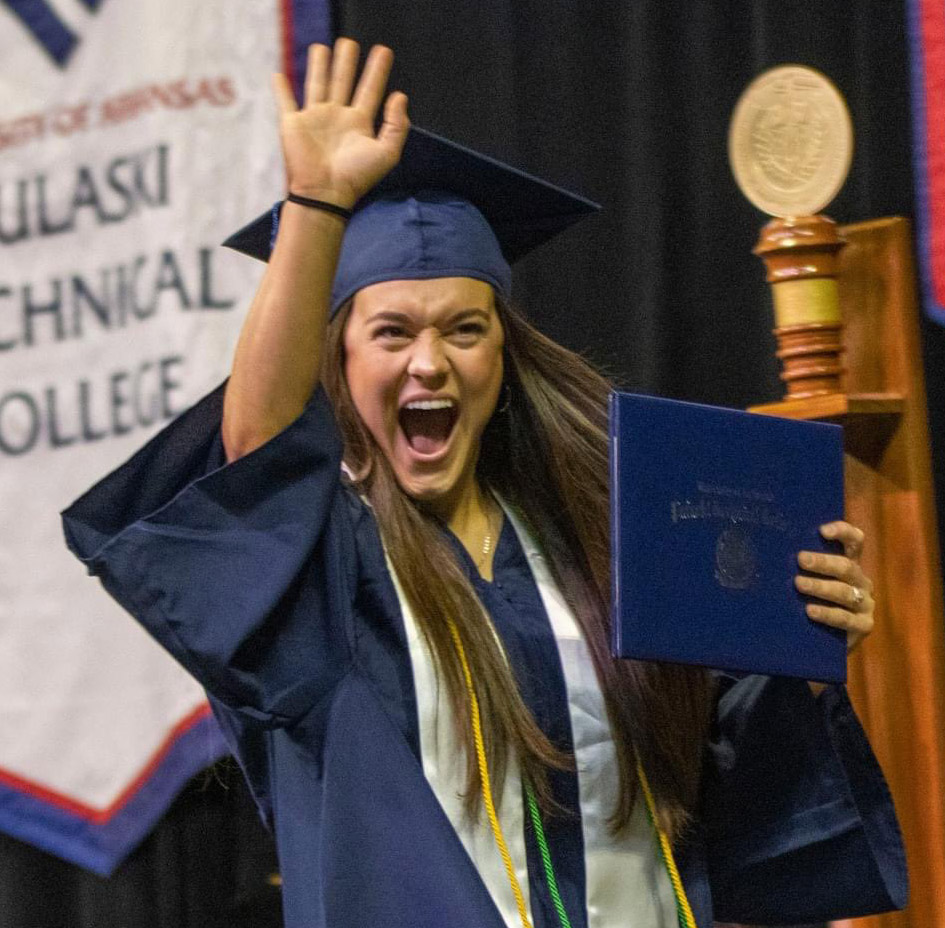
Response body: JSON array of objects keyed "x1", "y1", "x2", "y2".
[{"x1": 285, "y1": 193, "x2": 353, "y2": 220}]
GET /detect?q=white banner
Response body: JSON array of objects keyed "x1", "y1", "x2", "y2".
[{"x1": 0, "y1": 0, "x2": 324, "y2": 874}]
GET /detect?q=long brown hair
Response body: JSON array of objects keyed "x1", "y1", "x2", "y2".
[{"x1": 323, "y1": 296, "x2": 714, "y2": 837}]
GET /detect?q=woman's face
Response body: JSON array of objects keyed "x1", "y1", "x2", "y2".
[{"x1": 344, "y1": 276, "x2": 504, "y2": 513}]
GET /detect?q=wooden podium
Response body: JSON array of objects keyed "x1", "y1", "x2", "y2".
[{"x1": 750, "y1": 217, "x2": 945, "y2": 928}]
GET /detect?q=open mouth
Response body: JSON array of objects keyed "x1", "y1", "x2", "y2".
[{"x1": 399, "y1": 399, "x2": 459, "y2": 456}]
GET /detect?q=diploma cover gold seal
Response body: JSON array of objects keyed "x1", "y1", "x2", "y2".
[{"x1": 729, "y1": 65, "x2": 853, "y2": 218}]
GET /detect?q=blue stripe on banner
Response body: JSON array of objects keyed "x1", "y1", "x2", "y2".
[
  {"x1": 2, "y1": 0, "x2": 78, "y2": 66},
  {"x1": 908, "y1": 0, "x2": 945, "y2": 325},
  {"x1": 0, "y1": 715, "x2": 228, "y2": 876},
  {"x1": 289, "y1": 0, "x2": 334, "y2": 99},
  {"x1": 908, "y1": 0, "x2": 937, "y2": 323},
  {"x1": 76, "y1": 0, "x2": 105, "y2": 10}
]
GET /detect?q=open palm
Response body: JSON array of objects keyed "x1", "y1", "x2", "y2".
[{"x1": 273, "y1": 40, "x2": 410, "y2": 208}]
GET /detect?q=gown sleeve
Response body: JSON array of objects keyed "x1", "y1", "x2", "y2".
[
  {"x1": 703, "y1": 674, "x2": 908, "y2": 925},
  {"x1": 61, "y1": 383, "x2": 356, "y2": 728}
]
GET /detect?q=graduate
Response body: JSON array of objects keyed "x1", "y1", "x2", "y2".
[{"x1": 63, "y1": 40, "x2": 907, "y2": 928}]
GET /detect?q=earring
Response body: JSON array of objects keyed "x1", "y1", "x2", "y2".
[{"x1": 496, "y1": 383, "x2": 512, "y2": 414}]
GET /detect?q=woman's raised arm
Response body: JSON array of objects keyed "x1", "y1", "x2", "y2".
[{"x1": 222, "y1": 39, "x2": 409, "y2": 461}]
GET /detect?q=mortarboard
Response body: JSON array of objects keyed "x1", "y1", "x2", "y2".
[{"x1": 223, "y1": 125, "x2": 601, "y2": 315}]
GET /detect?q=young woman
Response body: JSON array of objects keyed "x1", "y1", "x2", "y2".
[{"x1": 64, "y1": 39, "x2": 906, "y2": 928}]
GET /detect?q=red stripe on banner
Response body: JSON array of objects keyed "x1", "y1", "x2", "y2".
[
  {"x1": 0, "y1": 704, "x2": 213, "y2": 825},
  {"x1": 920, "y1": 0, "x2": 945, "y2": 306},
  {"x1": 280, "y1": 0, "x2": 297, "y2": 95}
]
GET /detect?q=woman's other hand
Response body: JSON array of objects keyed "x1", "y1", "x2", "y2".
[
  {"x1": 796, "y1": 521, "x2": 875, "y2": 694},
  {"x1": 272, "y1": 39, "x2": 410, "y2": 209}
]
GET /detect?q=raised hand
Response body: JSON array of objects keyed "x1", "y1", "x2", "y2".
[
  {"x1": 272, "y1": 39, "x2": 410, "y2": 210},
  {"x1": 796, "y1": 521, "x2": 875, "y2": 654}
]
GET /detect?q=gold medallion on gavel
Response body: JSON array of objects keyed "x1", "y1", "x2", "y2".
[{"x1": 729, "y1": 66, "x2": 854, "y2": 400}]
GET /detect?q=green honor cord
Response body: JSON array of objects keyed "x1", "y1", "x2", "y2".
[
  {"x1": 524, "y1": 777, "x2": 696, "y2": 928},
  {"x1": 524, "y1": 783, "x2": 574, "y2": 928}
]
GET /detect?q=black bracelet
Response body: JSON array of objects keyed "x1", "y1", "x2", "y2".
[{"x1": 285, "y1": 193, "x2": 353, "y2": 220}]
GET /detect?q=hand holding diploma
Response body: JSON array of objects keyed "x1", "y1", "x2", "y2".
[{"x1": 797, "y1": 520, "x2": 875, "y2": 693}]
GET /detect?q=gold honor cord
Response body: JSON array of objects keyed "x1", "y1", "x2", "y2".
[
  {"x1": 448, "y1": 619, "x2": 535, "y2": 928},
  {"x1": 448, "y1": 619, "x2": 697, "y2": 928},
  {"x1": 636, "y1": 766, "x2": 698, "y2": 928}
]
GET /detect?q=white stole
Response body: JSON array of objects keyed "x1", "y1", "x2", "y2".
[{"x1": 384, "y1": 500, "x2": 677, "y2": 928}]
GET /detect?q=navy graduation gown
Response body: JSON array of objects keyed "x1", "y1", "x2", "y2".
[{"x1": 62, "y1": 384, "x2": 908, "y2": 928}]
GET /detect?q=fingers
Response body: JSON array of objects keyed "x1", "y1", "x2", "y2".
[
  {"x1": 796, "y1": 550, "x2": 870, "y2": 590},
  {"x1": 291, "y1": 36, "x2": 406, "y2": 169},
  {"x1": 820, "y1": 520, "x2": 865, "y2": 560},
  {"x1": 299, "y1": 40, "x2": 402, "y2": 124},
  {"x1": 378, "y1": 91, "x2": 410, "y2": 152},
  {"x1": 305, "y1": 43, "x2": 330, "y2": 106},
  {"x1": 272, "y1": 72, "x2": 298, "y2": 116},
  {"x1": 805, "y1": 602, "x2": 874, "y2": 651},
  {"x1": 798, "y1": 524, "x2": 875, "y2": 654},
  {"x1": 795, "y1": 574, "x2": 873, "y2": 612},
  {"x1": 329, "y1": 37, "x2": 360, "y2": 105},
  {"x1": 351, "y1": 44, "x2": 395, "y2": 115}
]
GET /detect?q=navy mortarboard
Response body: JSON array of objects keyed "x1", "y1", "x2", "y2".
[{"x1": 222, "y1": 125, "x2": 601, "y2": 315}]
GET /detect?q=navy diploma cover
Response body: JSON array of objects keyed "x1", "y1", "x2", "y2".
[{"x1": 609, "y1": 392, "x2": 846, "y2": 683}]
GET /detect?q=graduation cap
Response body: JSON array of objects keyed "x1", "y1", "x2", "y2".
[{"x1": 223, "y1": 125, "x2": 601, "y2": 315}]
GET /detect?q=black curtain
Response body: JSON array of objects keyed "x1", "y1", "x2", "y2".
[
  {"x1": 0, "y1": 762, "x2": 283, "y2": 928},
  {"x1": 4, "y1": 2, "x2": 934, "y2": 926},
  {"x1": 339, "y1": 0, "x2": 917, "y2": 408}
]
